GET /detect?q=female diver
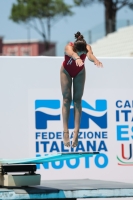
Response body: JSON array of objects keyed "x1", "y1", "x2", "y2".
[{"x1": 60, "y1": 31, "x2": 103, "y2": 148}]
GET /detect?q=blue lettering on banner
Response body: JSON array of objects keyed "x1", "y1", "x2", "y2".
[
  {"x1": 35, "y1": 131, "x2": 108, "y2": 140},
  {"x1": 69, "y1": 100, "x2": 107, "y2": 129},
  {"x1": 35, "y1": 140, "x2": 108, "y2": 153},
  {"x1": 36, "y1": 153, "x2": 108, "y2": 169},
  {"x1": 116, "y1": 100, "x2": 133, "y2": 141},
  {"x1": 94, "y1": 154, "x2": 108, "y2": 168},
  {"x1": 116, "y1": 100, "x2": 122, "y2": 108},
  {"x1": 116, "y1": 100, "x2": 133, "y2": 109},
  {"x1": 116, "y1": 99, "x2": 133, "y2": 165},
  {"x1": 35, "y1": 99, "x2": 107, "y2": 129},
  {"x1": 116, "y1": 110, "x2": 133, "y2": 122},
  {"x1": 35, "y1": 100, "x2": 60, "y2": 129},
  {"x1": 51, "y1": 160, "x2": 64, "y2": 169},
  {"x1": 117, "y1": 125, "x2": 129, "y2": 141},
  {"x1": 34, "y1": 99, "x2": 109, "y2": 170}
]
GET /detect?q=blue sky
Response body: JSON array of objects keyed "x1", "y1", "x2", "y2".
[{"x1": 0, "y1": 0, "x2": 133, "y2": 55}]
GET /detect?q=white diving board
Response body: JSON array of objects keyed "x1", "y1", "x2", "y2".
[
  {"x1": 0, "y1": 152, "x2": 99, "y2": 164},
  {"x1": 0, "y1": 152, "x2": 99, "y2": 187}
]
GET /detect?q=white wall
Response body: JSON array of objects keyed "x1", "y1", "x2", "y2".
[{"x1": 0, "y1": 57, "x2": 133, "y2": 182}]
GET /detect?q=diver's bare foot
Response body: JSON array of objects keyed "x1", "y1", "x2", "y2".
[
  {"x1": 72, "y1": 130, "x2": 79, "y2": 148},
  {"x1": 63, "y1": 130, "x2": 70, "y2": 147}
]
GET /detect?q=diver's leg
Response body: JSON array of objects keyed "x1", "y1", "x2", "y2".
[
  {"x1": 60, "y1": 65, "x2": 72, "y2": 147},
  {"x1": 72, "y1": 67, "x2": 86, "y2": 147}
]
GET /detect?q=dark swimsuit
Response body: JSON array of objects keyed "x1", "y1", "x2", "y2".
[{"x1": 62, "y1": 42, "x2": 87, "y2": 78}]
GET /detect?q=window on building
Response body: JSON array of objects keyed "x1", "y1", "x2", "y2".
[
  {"x1": 10, "y1": 51, "x2": 16, "y2": 56},
  {"x1": 7, "y1": 47, "x2": 18, "y2": 56},
  {"x1": 20, "y1": 46, "x2": 31, "y2": 56},
  {"x1": 22, "y1": 50, "x2": 30, "y2": 56}
]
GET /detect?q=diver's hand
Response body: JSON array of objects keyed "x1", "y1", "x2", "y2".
[
  {"x1": 75, "y1": 58, "x2": 84, "y2": 67},
  {"x1": 94, "y1": 59, "x2": 103, "y2": 67}
]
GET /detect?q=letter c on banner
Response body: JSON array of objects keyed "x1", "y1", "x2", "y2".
[{"x1": 116, "y1": 100, "x2": 122, "y2": 108}]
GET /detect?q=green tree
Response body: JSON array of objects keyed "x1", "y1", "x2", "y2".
[
  {"x1": 10, "y1": 0, "x2": 73, "y2": 48},
  {"x1": 73, "y1": 0, "x2": 133, "y2": 35}
]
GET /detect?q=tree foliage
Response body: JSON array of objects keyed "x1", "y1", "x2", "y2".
[
  {"x1": 10, "y1": 0, "x2": 73, "y2": 42},
  {"x1": 73, "y1": 0, "x2": 133, "y2": 35}
]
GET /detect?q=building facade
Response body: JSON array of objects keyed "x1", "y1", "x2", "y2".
[{"x1": 0, "y1": 37, "x2": 56, "y2": 56}]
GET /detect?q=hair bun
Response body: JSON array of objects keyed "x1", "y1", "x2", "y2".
[{"x1": 74, "y1": 31, "x2": 84, "y2": 40}]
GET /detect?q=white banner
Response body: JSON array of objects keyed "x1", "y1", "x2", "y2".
[
  {"x1": 28, "y1": 88, "x2": 133, "y2": 182},
  {"x1": 0, "y1": 57, "x2": 132, "y2": 183}
]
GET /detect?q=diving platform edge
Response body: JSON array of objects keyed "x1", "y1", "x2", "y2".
[{"x1": 0, "y1": 179, "x2": 133, "y2": 199}]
